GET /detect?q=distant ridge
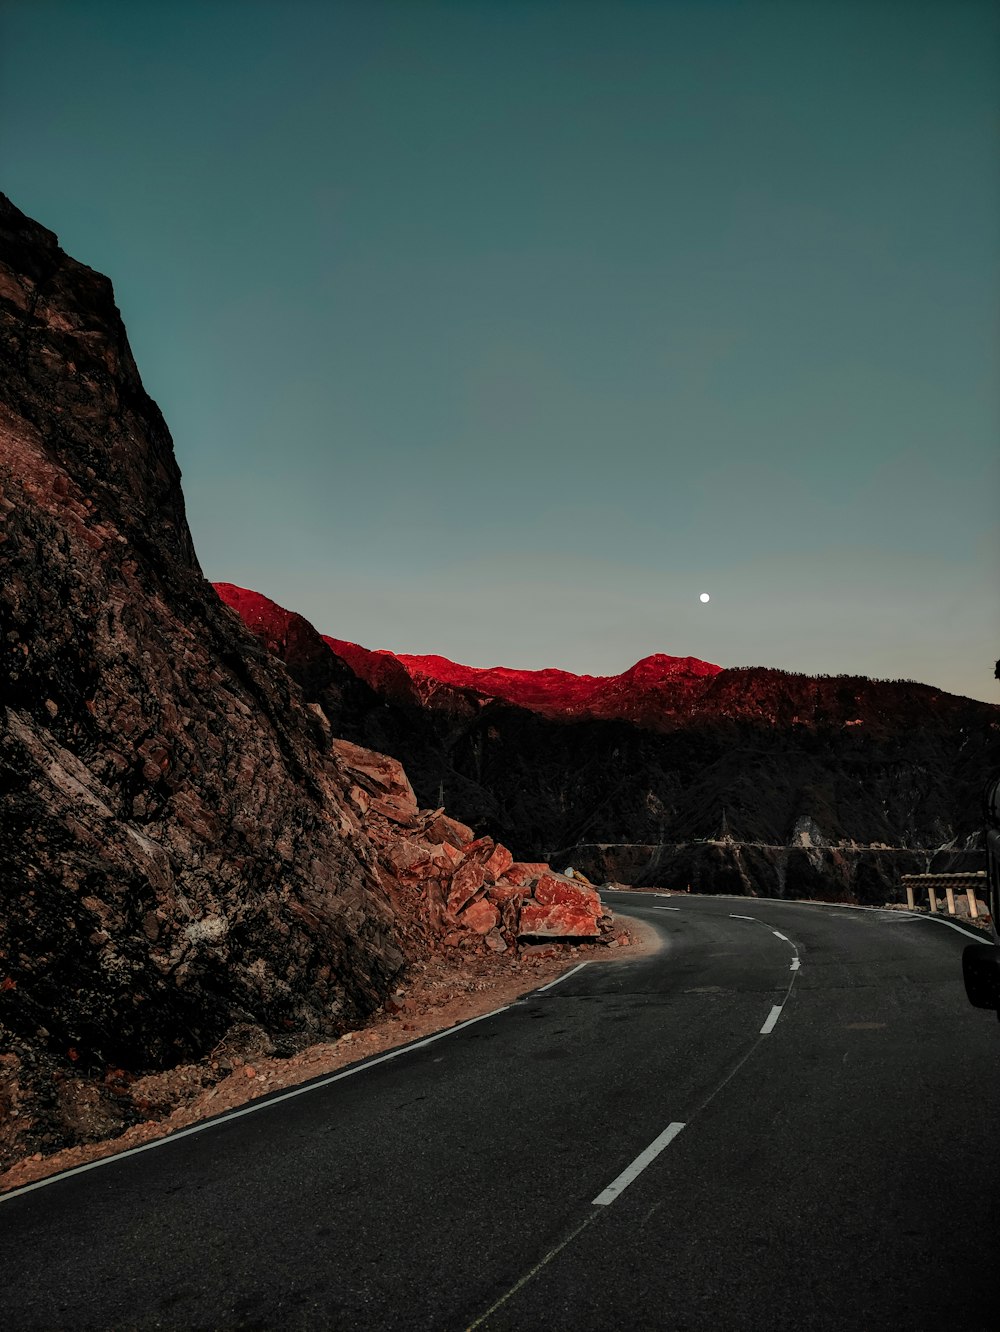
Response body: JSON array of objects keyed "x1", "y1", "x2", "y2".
[
  {"x1": 215, "y1": 582, "x2": 998, "y2": 906},
  {"x1": 216, "y1": 583, "x2": 990, "y2": 733},
  {"x1": 324, "y1": 636, "x2": 722, "y2": 723},
  {"x1": 214, "y1": 583, "x2": 724, "y2": 724}
]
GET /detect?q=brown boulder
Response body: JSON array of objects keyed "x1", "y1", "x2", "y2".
[
  {"x1": 518, "y1": 901, "x2": 601, "y2": 938},
  {"x1": 505, "y1": 862, "x2": 549, "y2": 887},
  {"x1": 331, "y1": 738, "x2": 419, "y2": 825},
  {"x1": 424, "y1": 813, "x2": 475, "y2": 848},
  {"x1": 459, "y1": 898, "x2": 499, "y2": 935},
  {"x1": 440, "y1": 841, "x2": 466, "y2": 868},
  {"x1": 446, "y1": 859, "x2": 486, "y2": 916},
  {"x1": 533, "y1": 872, "x2": 602, "y2": 913},
  {"x1": 485, "y1": 881, "x2": 524, "y2": 904},
  {"x1": 367, "y1": 794, "x2": 418, "y2": 825},
  {"x1": 482, "y1": 843, "x2": 514, "y2": 883},
  {"x1": 384, "y1": 840, "x2": 434, "y2": 880},
  {"x1": 462, "y1": 836, "x2": 496, "y2": 864}
]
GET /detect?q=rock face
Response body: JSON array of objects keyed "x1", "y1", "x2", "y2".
[
  {"x1": 0, "y1": 195, "x2": 416, "y2": 1166},
  {"x1": 0, "y1": 196, "x2": 615, "y2": 1169},
  {"x1": 218, "y1": 585, "x2": 1000, "y2": 904}
]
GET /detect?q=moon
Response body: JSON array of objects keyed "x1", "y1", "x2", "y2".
[{"x1": 699, "y1": 592, "x2": 710, "y2": 603}]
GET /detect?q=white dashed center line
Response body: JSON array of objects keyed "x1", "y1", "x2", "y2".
[
  {"x1": 760, "y1": 1004, "x2": 784, "y2": 1034},
  {"x1": 592, "y1": 1122, "x2": 686, "y2": 1206}
]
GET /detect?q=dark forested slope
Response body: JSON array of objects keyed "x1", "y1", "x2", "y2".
[{"x1": 219, "y1": 585, "x2": 999, "y2": 902}]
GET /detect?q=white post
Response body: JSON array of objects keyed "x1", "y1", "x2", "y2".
[
  {"x1": 928, "y1": 886, "x2": 937, "y2": 913},
  {"x1": 946, "y1": 886, "x2": 956, "y2": 915},
  {"x1": 905, "y1": 882, "x2": 915, "y2": 910},
  {"x1": 968, "y1": 887, "x2": 980, "y2": 918}
]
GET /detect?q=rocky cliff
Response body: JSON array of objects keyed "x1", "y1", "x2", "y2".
[
  {"x1": 218, "y1": 586, "x2": 1000, "y2": 903},
  {"x1": 0, "y1": 194, "x2": 424, "y2": 1164},
  {"x1": 0, "y1": 195, "x2": 617, "y2": 1172}
]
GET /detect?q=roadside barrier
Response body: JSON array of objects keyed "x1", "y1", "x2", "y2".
[{"x1": 900, "y1": 872, "x2": 987, "y2": 918}]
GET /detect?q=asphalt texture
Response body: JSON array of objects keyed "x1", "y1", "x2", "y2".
[{"x1": 3, "y1": 893, "x2": 1000, "y2": 1331}]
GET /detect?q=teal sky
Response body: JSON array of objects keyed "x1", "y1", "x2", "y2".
[{"x1": 3, "y1": 0, "x2": 998, "y2": 702}]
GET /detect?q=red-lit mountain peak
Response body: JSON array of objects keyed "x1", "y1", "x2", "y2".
[
  {"x1": 214, "y1": 583, "x2": 295, "y2": 641},
  {"x1": 392, "y1": 651, "x2": 723, "y2": 717},
  {"x1": 213, "y1": 583, "x2": 724, "y2": 724},
  {"x1": 615, "y1": 653, "x2": 723, "y2": 684},
  {"x1": 396, "y1": 656, "x2": 601, "y2": 711}
]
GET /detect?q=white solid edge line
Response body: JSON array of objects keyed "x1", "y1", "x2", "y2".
[
  {"x1": 760, "y1": 1004, "x2": 783, "y2": 1034},
  {"x1": 790, "y1": 957, "x2": 801, "y2": 971},
  {"x1": 537, "y1": 961, "x2": 589, "y2": 992},
  {"x1": 879, "y1": 912, "x2": 992, "y2": 944},
  {"x1": 711, "y1": 893, "x2": 995, "y2": 932},
  {"x1": 0, "y1": 1003, "x2": 513, "y2": 1205},
  {"x1": 772, "y1": 929, "x2": 789, "y2": 941},
  {"x1": 592, "y1": 1121, "x2": 686, "y2": 1205}
]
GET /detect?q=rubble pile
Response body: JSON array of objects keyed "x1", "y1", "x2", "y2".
[{"x1": 331, "y1": 739, "x2": 627, "y2": 955}]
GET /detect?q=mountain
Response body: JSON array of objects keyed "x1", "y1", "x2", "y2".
[
  {"x1": 323, "y1": 634, "x2": 722, "y2": 727},
  {"x1": 1, "y1": 196, "x2": 605, "y2": 1171},
  {"x1": 0, "y1": 194, "x2": 422, "y2": 1164},
  {"x1": 217, "y1": 585, "x2": 1000, "y2": 902}
]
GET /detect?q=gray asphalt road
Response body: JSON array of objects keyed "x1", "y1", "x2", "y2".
[{"x1": 2, "y1": 893, "x2": 1000, "y2": 1331}]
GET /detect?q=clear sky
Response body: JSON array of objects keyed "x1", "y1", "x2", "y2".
[{"x1": 3, "y1": 0, "x2": 998, "y2": 702}]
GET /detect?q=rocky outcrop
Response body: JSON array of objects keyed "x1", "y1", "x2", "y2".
[
  {"x1": 0, "y1": 195, "x2": 620, "y2": 1170},
  {"x1": 219, "y1": 584, "x2": 1000, "y2": 905},
  {"x1": 0, "y1": 196, "x2": 433, "y2": 1168}
]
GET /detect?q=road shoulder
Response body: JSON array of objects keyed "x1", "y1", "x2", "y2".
[{"x1": 0, "y1": 911, "x2": 648, "y2": 1196}]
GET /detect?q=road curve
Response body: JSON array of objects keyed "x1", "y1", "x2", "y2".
[{"x1": 2, "y1": 893, "x2": 999, "y2": 1331}]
